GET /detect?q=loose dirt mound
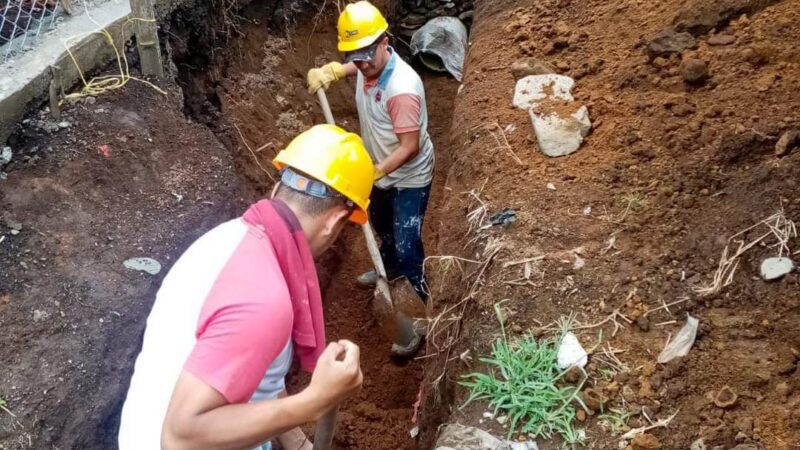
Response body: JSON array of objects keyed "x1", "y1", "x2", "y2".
[{"x1": 419, "y1": 0, "x2": 800, "y2": 449}]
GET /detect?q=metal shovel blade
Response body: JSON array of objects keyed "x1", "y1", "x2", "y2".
[{"x1": 372, "y1": 276, "x2": 427, "y2": 356}]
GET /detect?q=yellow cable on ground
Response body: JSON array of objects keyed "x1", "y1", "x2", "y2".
[{"x1": 61, "y1": 17, "x2": 167, "y2": 104}]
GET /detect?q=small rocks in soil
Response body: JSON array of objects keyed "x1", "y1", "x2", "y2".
[
  {"x1": 510, "y1": 57, "x2": 556, "y2": 80},
  {"x1": 0, "y1": 146, "x2": 11, "y2": 167},
  {"x1": 646, "y1": 29, "x2": 697, "y2": 59},
  {"x1": 680, "y1": 59, "x2": 710, "y2": 84},
  {"x1": 707, "y1": 34, "x2": 736, "y2": 46},
  {"x1": 33, "y1": 310, "x2": 50, "y2": 322},
  {"x1": 635, "y1": 315, "x2": 651, "y2": 332},
  {"x1": 713, "y1": 385, "x2": 738, "y2": 409},
  {"x1": 775, "y1": 129, "x2": 800, "y2": 157},
  {"x1": 630, "y1": 432, "x2": 661, "y2": 449}
]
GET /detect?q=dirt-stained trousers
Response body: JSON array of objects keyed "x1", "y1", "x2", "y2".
[{"x1": 368, "y1": 184, "x2": 431, "y2": 300}]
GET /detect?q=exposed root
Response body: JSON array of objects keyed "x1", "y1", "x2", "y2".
[
  {"x1": 621, "y1": 409, "x2": 679, "y2": 441},
  {"x1": 695, "y1": 208, "x2": 797, "y2": 296},
  {"x1": 232, "y1": 123, "x2": 276, "y2": 182},
  {"x1": 469, "y1": 122, "x2": 524, "y2": 166}
]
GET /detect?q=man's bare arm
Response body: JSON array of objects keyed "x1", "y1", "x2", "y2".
[
  {"x1": 161, "y1": 341, "x2": 362, "y2": 450},
  {"x1": 377, "y1": 130, "x2": 420, "y2": 175}
]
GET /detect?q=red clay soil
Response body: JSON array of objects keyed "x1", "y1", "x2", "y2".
[{"x1": 417, "y1": 0, "x2": 800, "y2": 449}]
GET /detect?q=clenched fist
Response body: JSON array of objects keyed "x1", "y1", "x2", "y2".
[{"x1": 307, "y1": 340, "x2": 363, "y2": 409}]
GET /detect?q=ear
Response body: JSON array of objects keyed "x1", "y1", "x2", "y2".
[{"x1": 323, "y1": 207, "x2": 350, "y2": 235}]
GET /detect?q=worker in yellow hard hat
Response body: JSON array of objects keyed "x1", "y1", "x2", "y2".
[
  {"x1": 118, "y1": 124, "x2": 372, "y2": 450},
  {"x1": 307, "y1": 1, "x2": 435, "y2": 318}
]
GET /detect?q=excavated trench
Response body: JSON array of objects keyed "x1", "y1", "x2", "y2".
[{"x1": 167, "y1": 1, "x2": 462, "y2": 447}]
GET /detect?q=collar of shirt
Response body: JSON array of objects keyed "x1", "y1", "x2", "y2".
[{"x1": 363, "y1": 47, "x2": 397, "y2": 94}]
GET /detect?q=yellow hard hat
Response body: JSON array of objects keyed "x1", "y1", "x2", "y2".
[
  {"x1": 337, "y1": 1, "x2": 389, "y2": 53},
  {"x1": 273, "y1": 124, "x2": 373, "y2": 224}
]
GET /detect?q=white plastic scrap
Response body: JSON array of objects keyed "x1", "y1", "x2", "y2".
[
  {"x1": 513, "y1": 74, "x2": 576, "y2": 109},
  {"x1": 433, "y1": 424, "x2": 539, "y2": 450},
  {"x1": 124, "y1": 257, "x2": 162, "y2": 275},
  {"x1": 760, "y1": 256, "x2": 795, "y2": 280},
  {"x1": 557, "y1": 332, "x2": 588, "y2": 369},
  {"x1": 657, "y1": 314, "x2": 699, "y2": 363}
]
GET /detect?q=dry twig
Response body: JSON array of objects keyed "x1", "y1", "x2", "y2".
[
  {"x1": 621, "y1": 410, "x2": 679, "y2": 440},
  {"x1": 232, "y1": 123, "x2": 276, "y2": 182},
  {"x1": 695, "y1": 209, "x2": 797, "y2": 296}
]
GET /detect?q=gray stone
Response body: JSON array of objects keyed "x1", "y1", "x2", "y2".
[
  {"x1": 646, "y1": 29, "x2": 697, "y2": 59},
  {"x1": 707, "y1": 34, "x2": 736, "y2": 46},
  {"x1": 760, "y1": 256, "x2": 794, "y2": 280},
  {"x1": 681, "y1": 59, "x2": 709, "y2": 84},
  {"x1": 510, "y1": 58, "x2": 556, "y2": 80},
  {"x1": 33, "y1": 310, "x2": 49, "y2": 322},
  {"x1": 123, "y1": 257, "x2": 162, "y2": 275},
  {"x1": 0, "y1": 146, "x2": 11, "y2": 167},
  {"x1": 775, "y1": 130, "x2": 800, "y2": 157},
  {"x1": 690, "y1": 438, "x2": 706, "y2": 450},
  {"x1": 58, "y1": 121, "x2": 71, "y2": 129}
]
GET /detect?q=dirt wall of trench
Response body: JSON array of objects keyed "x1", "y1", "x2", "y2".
[{"x1": 417, "y1": 0, "x2": 800, "y2": 449}]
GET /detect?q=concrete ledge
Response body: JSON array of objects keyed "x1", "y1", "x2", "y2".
[{"x1": 0, "y1": 1, "x2": 134, "y2": 142}]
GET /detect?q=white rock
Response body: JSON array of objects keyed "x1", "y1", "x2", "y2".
[
  {"x1": 760, "y1": 257, "x2": 794, "y2": 280},
  {"x1": 546, "y1": 182, "x2": 556, "y2": 191},
  {"x1": 58, "y1": 121, "x2": 71, "y2": 129},
  {"x1": 124, "y1": 257, "x2": 162, "y2": 275},
  {"x1": 529, "y1": 105, "x2": 592, "y2": 157},
  {"x1": 513, "y1": 74, "x2": 575, "y2": 110},
  {"x1": 557, "y1": 332, "x2": 587, "y2": 369},
  {"x1": 0, "y1": 147, "x2": 11, "y2": 166},
  {"x1": 33, "y1": 310, "x2": 50, "y2": 322},
  {"x1": 496, "y1": 415, "x2": 508, "y2": 425}
]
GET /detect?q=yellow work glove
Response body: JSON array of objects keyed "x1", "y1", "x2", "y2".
[
  {"x1": 307, "y1": 62, "x2": 347, "y2": 94},
  {"x1": 373, "y1": 166, "x2": 386, "y2": 182}
]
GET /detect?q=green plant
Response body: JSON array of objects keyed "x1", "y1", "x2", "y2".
[
  {"x1": 460, "y1": 303, "x2": 587, "y2": 445},
  {"x1": 0, "y1": 395, "x2": 14, "y2": 417},
  {"x1": 598, "y1": 408, "x2": 632, "y2": 434}
]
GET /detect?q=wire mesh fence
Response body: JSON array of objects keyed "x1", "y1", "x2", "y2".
[{"x1": 0, "y1": 0, "x2": 60, "y2": 62}]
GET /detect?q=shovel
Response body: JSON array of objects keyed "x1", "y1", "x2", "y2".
[
  {"x1": 314, "y1": 88, "x2": 427, "y2": 350},
  {"x1": 310, "y1": 88, "x2": 427, "y2": 450}
]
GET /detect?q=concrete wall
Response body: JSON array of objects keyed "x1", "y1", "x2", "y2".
[{"x1": 0, "y1": 0, "x2": 195, "y2": 144}]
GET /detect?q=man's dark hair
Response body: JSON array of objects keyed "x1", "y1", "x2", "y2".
[{"x1": 274, "y1": 183, "x2": 349, "y2": 219}]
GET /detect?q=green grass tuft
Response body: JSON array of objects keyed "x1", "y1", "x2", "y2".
[{"x1": 460, "y1": 303, "x2": 587, "y2": 445}]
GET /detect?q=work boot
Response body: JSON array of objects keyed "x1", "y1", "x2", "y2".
[{"x1": 356, "y1": 270, "x2": 379, "y2": 288}]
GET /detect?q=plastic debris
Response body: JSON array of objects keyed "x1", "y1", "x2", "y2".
[
  {"x1": 557, "y1": 332, "x2": 588, "y2": 369},
  {"x1": 513, "y1": 74, "x2": 575, "y2": 109},
  {"x1": 528, "y1": 106, "x2": 592, "y2": 157},
  {"x1": 657, "y1": 314, "x2": 699, "y2": 363},
  {"x1": 760, "y1": 256, "x2": 794, "y2": 280},
  {"x1": 410, "y1": 17, "x2": 468, "y2": 81},
  {"x1": 98, "y1": 145, "x2": 111, "y2": 159},
  {"x1": 434, "y1": 423, "x2": 539, "y2": 450},
  {"x1": 488, "y1": 208, "x2": 517, "y2": 227},
  {"x1": 124, "y1": 257, "x2": 162, "y2": 275},
  {"x1": 513, "y1": 74, "x2": 592, "y2": 157}
]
